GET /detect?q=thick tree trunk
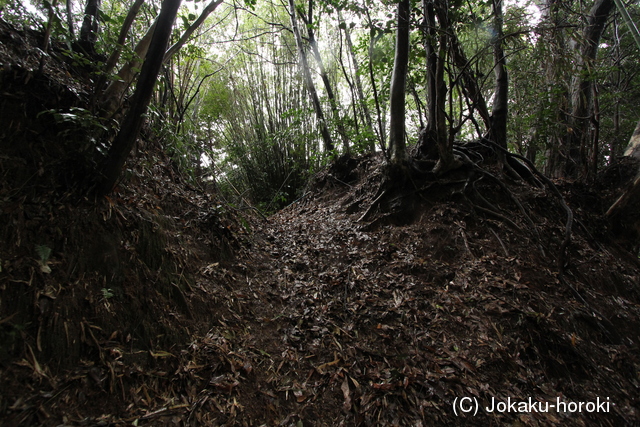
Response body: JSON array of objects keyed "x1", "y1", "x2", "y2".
[
  {"x1": 97, "y1": 0, "x2": 182, "y2": 196},
  {"x1": 565, "y1": 0, "x2": 615, "y2": 178},
  {"x1": 288, "y1": 0, "x2": 334, "y2": 152},
  {"x1": 389, "y1": 0, "x2": 410, "y2": 166}
]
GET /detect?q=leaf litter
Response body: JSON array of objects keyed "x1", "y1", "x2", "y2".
[{"x1": 2, "y1": 148, "x2": 640, "y2": 425}]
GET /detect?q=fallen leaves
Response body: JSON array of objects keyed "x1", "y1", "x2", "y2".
[{"x1": 3, "y1": 153, "x2": 640, "y2": 426}]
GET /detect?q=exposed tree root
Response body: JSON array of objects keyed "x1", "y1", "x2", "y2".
[
  {"x1": 452, "y1": 148, "x2": 546, "y2": 257},
  {"x1": 605, "y1": 168, "x2": 640, "y2": 218},
  {"x1": 359, "y1": 139, "x2": 573, "y2": 276},
  {"x1": 559, "y1": 276, "x2": 621, "y2": 345},
  {"x1": 480, "y1": 139, "x2": 574, "y2": 277},
  {"x1": 489, "y1": 227, "x2": 509, "y2": 257},
  {"x1": 357, "y1": 188, "x2": 388, "y2": 223},
  {"x1": 473, "y1": 204, "x2": 521, "y2": 230}
]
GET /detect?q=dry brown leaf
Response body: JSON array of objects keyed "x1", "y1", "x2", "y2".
[{"x1": 341, "y1": 377, "x2": 351, "y2": 411}]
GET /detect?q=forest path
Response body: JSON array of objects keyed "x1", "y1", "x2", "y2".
[
  {"x1": 189, "y1": 177, "x2": 640, "y2": 425},
  {"x1": 200, "y1": 185, "x2": 535, "y2": 424},
  {"x1": 201, "y1": 192, "x2": 471, "y2": 424}
]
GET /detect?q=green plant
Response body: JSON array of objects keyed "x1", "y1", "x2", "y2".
[
  {"x1": 39, "y1": 107, "x2": 108, "y2": 133},
  {"x1": 35, "y1": 244, "x2": 52, "y2": 273},
  {"x1": 101, "y1": 288, "x2": 114, "y2": 299},
  {"x1": 38, "y1": 107, "x2": 112, "y2": 155}
]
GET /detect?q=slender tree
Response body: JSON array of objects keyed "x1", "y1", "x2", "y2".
[
  {"x1": 365, "y1": 7, "x2": 387, "y2": 152},
  {"x1": 101, "y1": 19, "x2": 158, "y2": 115},
  {"x1": 102, "y1": 0, "x2": 146, "y2": 77},
  {"x1": 388, "y1": 0, "x2": 410, "y2": 167},
  {"x1": 299, "y1": 0, "x2": 350, "y2": 152},
  {"x1": 101, "y1": 0, "x2": 223, "y2": 117},
  {"x1": 66, "y1": 0, "x2": 75, "y2": 39},
  {"x1": 339, "y1": 10, "x2": 376, "y2": 152},
  {"x1": 42, "y1": 0, "x2": 60, "y2": 51},
  {"x1": 164, "y1": 0, "x2": 224, "y2": 61},
  {"x1": 288, "y1": 0, "x2": 334, "y2": 152},
  {"x1": 419, "y1": 0, "x2": 439, "y2": 157},
  {"x1": 97, "y1": 0, "x2": 182, "y2": 196},
  {"x1": 490, "y1": 0, "x2": 508, "y2": 149}
]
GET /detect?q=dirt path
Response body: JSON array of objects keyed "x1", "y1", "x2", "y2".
[
  {"x1": 187, "y1": 182, "x2": 640, "y2": 425},
  {"x1": 2, "y1": 167, "x2": 639, "y2": 425}
]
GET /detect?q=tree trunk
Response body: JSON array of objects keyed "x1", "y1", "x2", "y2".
[
  {"x1": 337, "y1": 23, "x2": 360, "y2": 144},
  {"x1": 79, "y1": 0, "x2": 101, "y2": 55},
  {"x1": 97, "y1": 0, "x2": 182, "y2": 196},
  {"x1": 434, "y1": 27, "x2": 453, "y2": 171},
  {"x1": 428, "y1": 0, "x2": 457, "y2": 172},
  {"x1": 420, "y1": 0, "x2": 438, "y2": 157},
  {"x1": 418, "y1": 0, "x2": 479, "y2": 169},
  {"x1": 565, "y1": 0, "x2": 614, "y2": 178},
  {"x1": 100, "y1": 0, "x2": 222, "y2": 118},
  {"x1": 288, "y1": 0, "x2": 334, "y2": 152},
  {"x1": 340, "y1": 10, "x2": 376, "y2": 152},
  {"x1": 102, "y1": 0, "x2": 145, "y2": 77},
  {"x1": 365, "y1": 8, "x2": 386, "y2": 153},
  {"x1": 538, "y1": 0, "x2": 570, "y2": 177},
  {"x1": 448, "y1": 25, "x2": 491, "y2": 131},
  {"x1": 623, "y1": 119, "x2": 640, "y2": 160},
  {"x1": 490, "y1": 0, "x2": 508, "y2": 149},
  {"x1": 42, "y1": 0, "x2": 59, "y2": 51},
  {"x1": 100, "y1": 19, "x2": 157, "y2": 115},
  {"x1": 92, "y1": 0, "x2": 145, "y2": 108},
  {"x1": 163, "y1": 0, "x2": 223, "y2": 61},
  {"x1": 300, "y1": 1, "x2": 349, "y2": 153},
  {"x1": 605, "y1": 119, "x2": 640, "y2": 221},
  {"x1": 389, "y1": 0, "x2": 410, "y2": 167},
  {"x1": 66, "y1": 0, "x2": 75, "y2": 39},
  {"x1": 612, "y1": 0, "x2": 640, "y2": 50}
]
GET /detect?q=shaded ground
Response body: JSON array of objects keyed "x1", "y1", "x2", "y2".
[
  {"x1": 1, "y1": 17, "x2": 640, "y2": 426},
  {"x1": 3, "y1": 152, "x2": 640, "y2": 425}
]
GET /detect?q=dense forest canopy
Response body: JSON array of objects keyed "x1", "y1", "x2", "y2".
[{"x1": 1, "y1": 0, "x2": 639, "y2": 209}]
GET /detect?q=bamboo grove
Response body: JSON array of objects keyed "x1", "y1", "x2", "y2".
[{"x1": 1, "y1": 0, "x2": 639, "y2": 209}]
